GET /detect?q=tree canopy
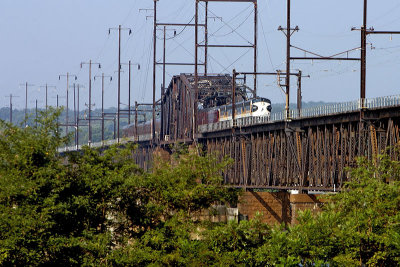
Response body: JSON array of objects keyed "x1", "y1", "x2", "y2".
[{"x1": 0, "y1": 109, "x2": 400, "y2": 266}]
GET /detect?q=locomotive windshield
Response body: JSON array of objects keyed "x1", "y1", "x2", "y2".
[{"x1": 252, "y1": 97, "x2": 271, "y2": 104}]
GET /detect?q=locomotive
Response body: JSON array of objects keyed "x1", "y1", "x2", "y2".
[
  {"x1": 122, "y1": 97, "x2": 272, "y2": 138},
  {"x1": 197, "y1": 97, "x2": 272, "y2": 125}
]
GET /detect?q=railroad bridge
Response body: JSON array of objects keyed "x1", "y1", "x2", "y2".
[
  {"x1": 199, "y1": 103, "x2": 400, "y2": 192},
  {"x1": 62, "y1": 74, "x2": 400, "y2": 192}
]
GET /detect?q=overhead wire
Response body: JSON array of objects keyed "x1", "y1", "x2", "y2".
[
  {"x1": 141, "y1": 32, "x2": 154, "y2": 102},
  {"x1": 369, "y1": 2, "x2": 400, "y2": 24},
  {"x1": 219, "y1": 48, "x2": 252, "y2": 74},
  {"x1": 202, "y1": 3, "x2": 253, "y2": 45},
  {"x1": 121, "y1": 0, "x2": 139, "y2": 25},
  {"x1": 210, "y1": 8, "x2": 254, "y2": 38},
  {"x1": 259, "y1": 9, "x2": 275, "y2": 70},
  {"x1": 205, "y1": 3, "x2": 252, "y2": 39},
  {"x1": 156, "y1": 16, "x2": 195, "y2": 41}
]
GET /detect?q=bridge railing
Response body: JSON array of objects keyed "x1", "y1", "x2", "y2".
[
  {"x1": 58, "y1": 134, "x2": 155, "y2": 153},
  {"x1": 198, "y1": 94, "x2": 400, "y2": 133},
  {"x1": 288, "y1": 99, "x2": 361, "y2": 120},
  {"x1": 365, "y1": 95, "x2": 400, "y2": 109},
  {"x1": 60, "y1": 95, "x2": 400, "y2": 149}
]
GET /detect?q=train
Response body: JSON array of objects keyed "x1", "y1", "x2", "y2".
[
  {"x1": 122, "y1": 97, "x2": 272, "y2": 138},
  {"x1": 122, "y1": 119, "x2": 160, "y2": 138},
  {"x1": 197, "y1": 97, "x2": 272, "y2": 125}
]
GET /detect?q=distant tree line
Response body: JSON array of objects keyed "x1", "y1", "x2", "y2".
[{"x1": 0, "y1": 107, "x2": 153, "y2": 145}]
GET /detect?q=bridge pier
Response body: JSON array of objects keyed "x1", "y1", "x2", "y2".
[{"x1": 237, "y1": 191, "x2": 324, "y2": 225}]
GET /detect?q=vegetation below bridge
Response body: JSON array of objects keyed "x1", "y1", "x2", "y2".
[{"x1": 0, "y1": 109, "x2": 399, "y2": 266}]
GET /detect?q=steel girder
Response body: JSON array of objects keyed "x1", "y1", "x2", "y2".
[{"x1": 203, "y1": 117, "x2": 400, "y2": 191}]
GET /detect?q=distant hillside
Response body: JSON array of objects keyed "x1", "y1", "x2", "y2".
[{"x1": 271, "y1": 101, "x2": 337, "y2": 113}]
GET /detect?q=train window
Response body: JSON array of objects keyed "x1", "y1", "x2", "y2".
[
  {"x1": 267, "y1": 105, "x2": 272, "y2": 112},
  {"x1": 252, "y1": 105, "x2": 258, "y2": 112}
]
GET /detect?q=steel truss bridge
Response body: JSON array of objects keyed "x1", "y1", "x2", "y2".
[
  {"x1": 60, "y1": 92, "x2": 400, "y2": 192},
  {"x1": 200, "y1": 95, "x2": 400, "y2": 192}
]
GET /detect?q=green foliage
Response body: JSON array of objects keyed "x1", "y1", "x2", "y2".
[
  {"x1": 146, "y1": 150, "x2": 236, "y2": 220},
  {"x1": 1, "y1": 109, "x2": 400, "y2": 266},
  {"x1": 200, "y1": 214, "x2": 271, "y2": 266},
  {"x1": 0, "y1": 111, "x2": 241, "y2": 265},
  {"x1": 280, "y1": 154, "x2": 400, "y2": 266}
]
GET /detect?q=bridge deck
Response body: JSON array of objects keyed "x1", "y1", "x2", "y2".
[{"x1": 59, "y1": 95, "x2": 400, "y2": 192}]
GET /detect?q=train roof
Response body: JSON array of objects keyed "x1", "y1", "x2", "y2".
[{"x1": 253, "y1": 97, "x2": 271, "y2": 103}]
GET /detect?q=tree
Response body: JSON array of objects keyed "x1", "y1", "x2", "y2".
[
  {"x1": 0, "y1": 110, "x2": 241, "y2": 265},
  {"x1": 255, "y1": 154, "x2": 400, "y2": 266},
  {"x1": 0, "y1": 109, "x2": 139, "y2": 265}
]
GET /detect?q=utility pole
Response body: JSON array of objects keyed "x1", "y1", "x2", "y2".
[
  {"x1": 5, "y1": 94, "x2": 19, "y2": 124},
  {"x1": 20, "y1": 82, "x2": 35, "y2": 126},
  {"x1": 81, "y1": 61, "x2": 101, "y2": 145},
  {"x1": 278, "y1": 0, "x2": 296, "y2": 119},
  {"x1": 25, "y1": 82, "x2": 28, "y2": 122},
  {"x1": 120, "y1": 61, "x2": 140, "y2": 124},
  {"x1": 361, "y1": 0, "x2": 367, "y2": 106},
  {"x1": 53, "y1": 94, "x2": 66, "y2": 134},
  {"x1": 153, "y1": 1, "x2": 157, "y2": 144},
  {"x1": 278, "y1": 0, "x2": 362, "y2": 120},
  {"x1": 163, "y1": 26, "x2": 166, "y2": 95},
  {"x1": 286, "y1": 0, "x2": 291, "y2": 119},
  {"x1": 73, "y1": 84, "x2": 77, "y2": 148},
  {"x1": 9, "y1": 94, "x2": 13, "y2": 123},
  {"x1": 205, "y1": 1, "x2": 208, "y2": 75},
  {"x1": 69, "y1": 83, "x2": 83, "y2": 148},
  {"x1": 254, "y1": 1, "x2": 258, "y2": 96},
  {"x1": 155, "y1": 26, "x2": 175, "y2": 142},
  {"x1": 8, "y1": 94, "x2": 13, "y2": 123},
  {"x1": 232, "y1": 69, "x2": 237, "y2": 129},
  {"x1": 297, "y1": 71, "x2": 302, "y2": 115},
  {"x1": 75, "y1": 84, "x2": 85, "y2": 148},
  {"x1": 113, "y1": 116, "x2": 116, "y2": 139},
  {"x1": 135, "y1": 101, "x2": 138, "y2": 141},
  {"x1": 109, "y1": 25, "x2": 132, "y2": 143},
  {"x1": 153, "y1": 1, "x2": 208, "y2": 142},
  {"x1": 35, "y1": 99, "x2": 39, "y2": 127},
  {"x1": 351, "y1": 0, "x2": 400, "y2": 109},
  {"x1": 194, "y1": 0, "x2": 199, "y2": 140},
  {"x1": 59, "y1": 73, "x2": 77, "y2": 139},
  {"x1": 94, "y1": 74, "x2": 112, "y2": 143},
  {"x1": 40, "y1": 84, "x2": 56, "y2": 112},
  {"x1": 155, "y1": 27, "x2": 176, "y2": 95},
  {"x1": 9, "y1": 95, "x2": 13, "y2": 123},
  {"x1": 296, "y1": 71, "x2": 310, "y2": 117},
  {"x1": 195, "y1": 0, "x2": 255, "y2": 136}
]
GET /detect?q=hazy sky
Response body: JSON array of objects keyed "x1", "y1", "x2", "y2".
[{"x1": 1, "y1": 0, "x2": 400, "y2": 110}]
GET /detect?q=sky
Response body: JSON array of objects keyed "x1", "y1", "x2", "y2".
[{"x1": 1, "y1": 0, "x2": 400, "y2": 111}]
